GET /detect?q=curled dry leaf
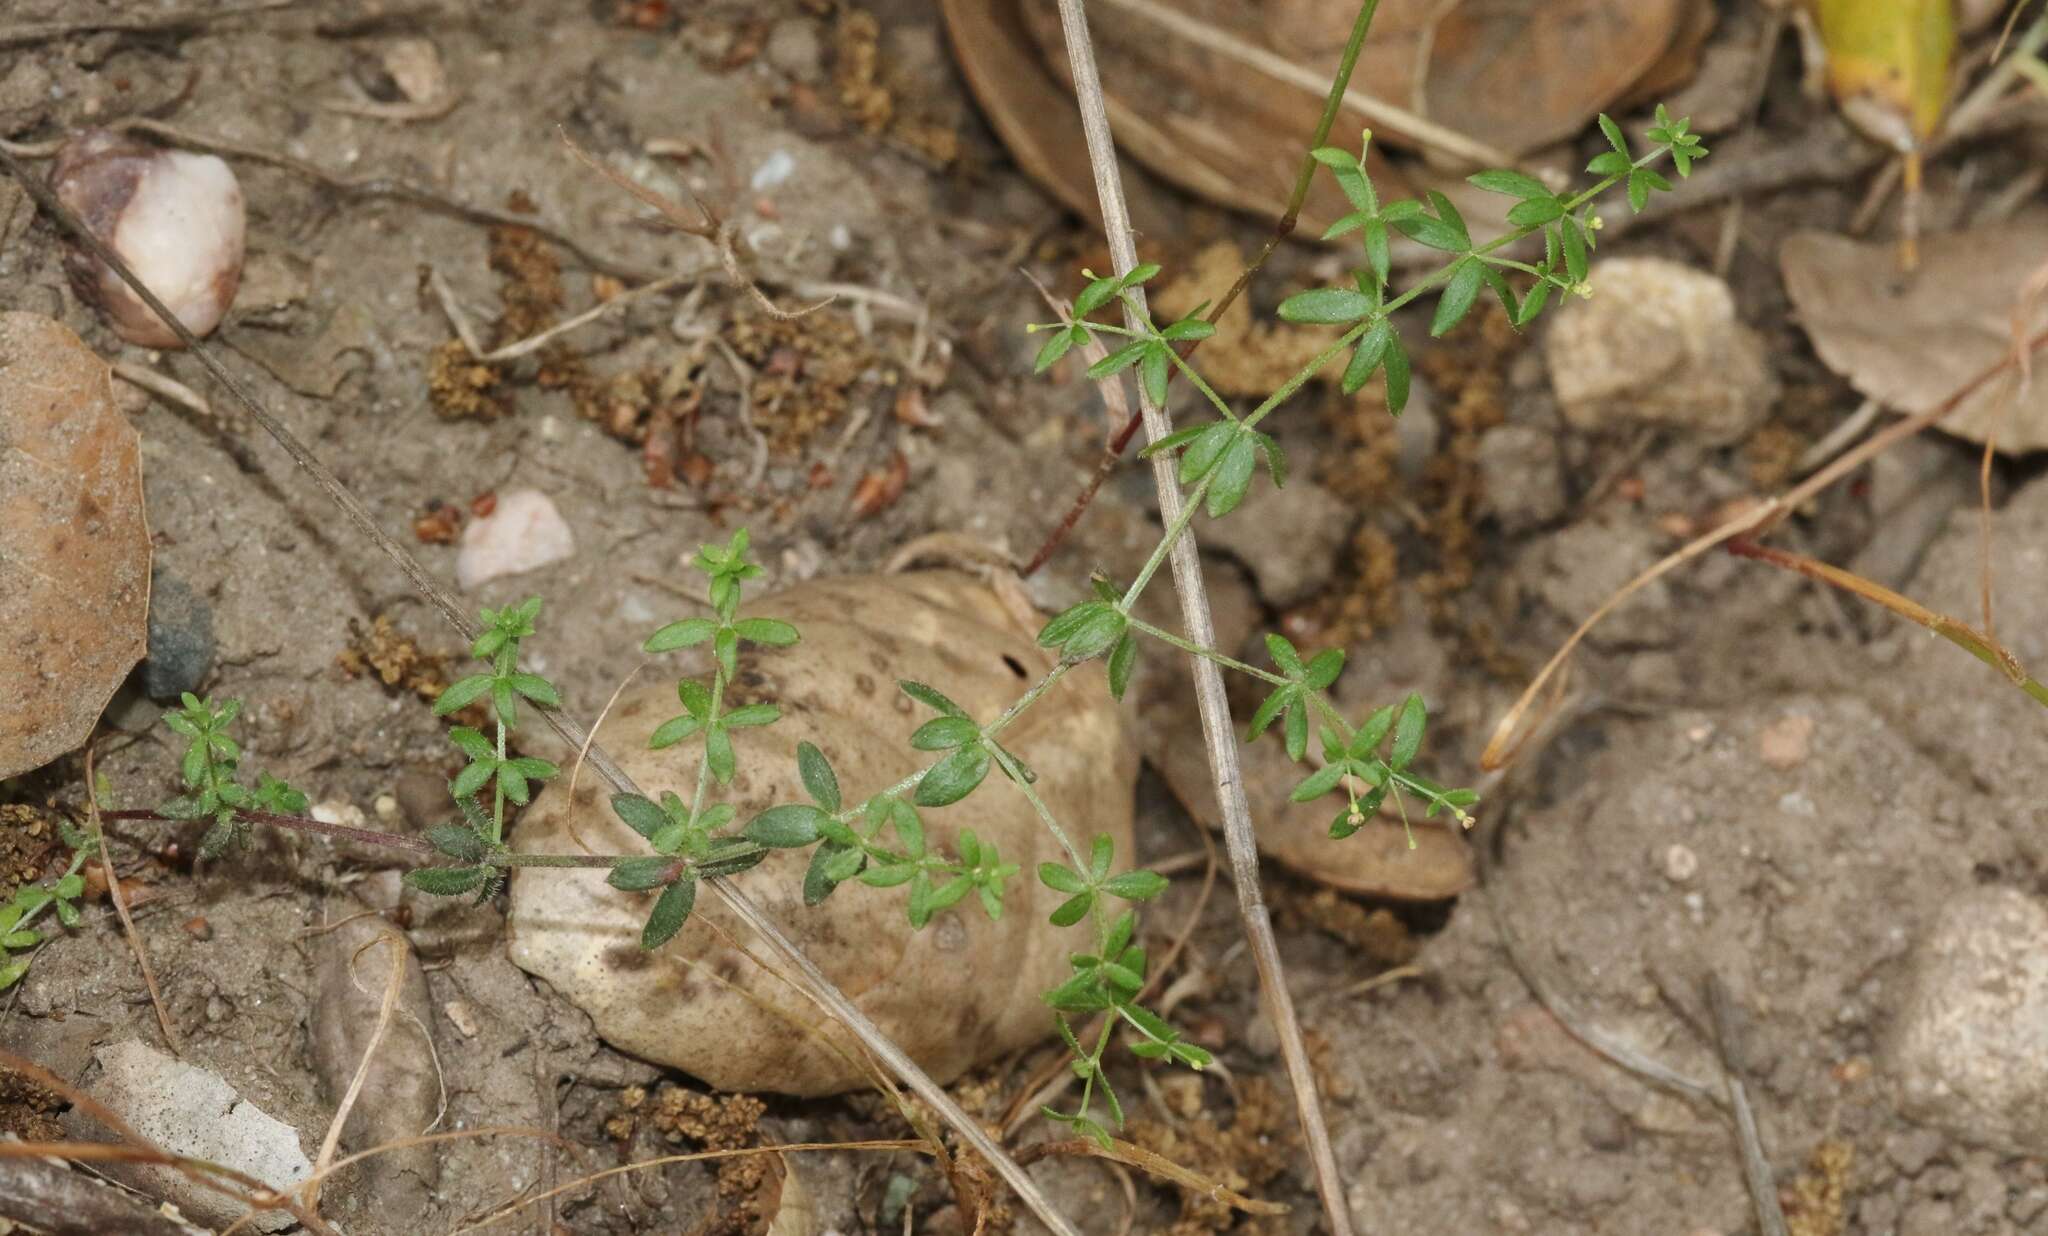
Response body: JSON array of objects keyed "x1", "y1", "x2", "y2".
[
  {"x1": 507, "y1": 571, "x2": 1136, "y2": 1096},
  {"x1": 0, "y1": 312, "x2": 151, "y2": 779},
  {"x1": 1781, "y1": 211, "x2": 2048, "y2": 454},
  {"x1": 955, "y1": 0, "x2": 1701, "y2": 233}
]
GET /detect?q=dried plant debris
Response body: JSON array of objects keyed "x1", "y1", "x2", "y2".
[
  {"x1": 0, "y1": 1067, "x2": 65, "y2": 1143},
  {"x1": 608, "y1": 1084, "x2": 780, "y2": 1235},
  {"x1": 338, "y1": 615, "x2": 452, "y2": 701},
  {"x1": 1783, "y1": 1138, "x2": 1853, "y2": 1236},
  {"x1": 1127, "y1": 1076, "x2": 1292, "y2": 1235},
  {"x1": 730, "y1": 306, "x2": 884, "y2": 455},
  {"x1": 0, "y1": 804, "x2": 62, "y2": 894}
]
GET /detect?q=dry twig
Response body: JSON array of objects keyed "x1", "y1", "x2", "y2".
[
  {"x1": 1050, "y1": 2, "x2": 1354, "y2": 1230},
  {"x1": 85, "y1": 746, "x2": 180, "y2": 1057}
]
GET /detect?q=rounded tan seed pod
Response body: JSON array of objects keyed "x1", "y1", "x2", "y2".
[{"x1": 51, "y1": 130, "x2": 245, "y2": 349}]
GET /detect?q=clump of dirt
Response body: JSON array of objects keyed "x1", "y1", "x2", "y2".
[
  {"x1": 0, "y1": 804, "x2": 60, "y2": 895},
  {"x1": 426, "y1": 337, "x2": 511, "y2": 421},
  {"x1": 1273, "y1": 882, "x2": 1418, "y2": 966},
  {"x1": 0, "y1": 1067, "x2": 64, "y2": 1142},
  {"x1": 834, "y1": 8, "x2": 893, "y2": 135},
  {"x1": 1312, "y1": 307, "x2": 1518, "y2": 646},
  {"x1": 1744, "y1": 421, "x2": 1807, "y2": 490},
  {"x1": 1127, "y1": 1075, "x2": 1292, "y2": 1234},
  {"x1": 337, "y1": 615, "x2": 452, "y2": 702},
  {"x1": 729, "y1": 306, "x2": 883, "y2": 454},
  {"x1": 1784, "y1": 1139, "x2": 1854, "y2": 1236},
  {"x1": 1153, "y1": 243, "x2": 1344, "y2": 398},
  {"x1": 608, "y1": 1083, "x2": 775, "y2": 1234}
]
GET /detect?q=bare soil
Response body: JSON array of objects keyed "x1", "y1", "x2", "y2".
[{"x1": 3, "y1": 3, "x2": 2045, "y2": 1235}]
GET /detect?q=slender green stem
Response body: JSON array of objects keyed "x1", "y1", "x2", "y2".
[
  {"x1": 1285, "y1": 0, "x2": 1383, "y2": 224},
  {"x1": 7, "y1": 847, "x2": 91, "y2": 939},
  {"x1": 1126, "y1": 617, "x2": 1286, "y2": 685},
  {"x1": 986, "y1": 742, "x2": 1091, "y2": 893},
  {"x1": 683, "y1": 665, "x2": 727, "y2": 834}
]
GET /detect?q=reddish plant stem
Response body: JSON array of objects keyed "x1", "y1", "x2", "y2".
[{"x1": 99, "y1": 808, "x2": 663, "y2": 868}]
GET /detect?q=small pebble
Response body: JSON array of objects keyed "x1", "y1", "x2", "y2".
[
  {"x1": 141, "y1": 574, "x2": 216, "y2": 702},
  {"x1": 1758, "y1": 713, "x2": 1815, "y2": 769},
  {"x1": 443, "y1": 999, "x2": 479, "y2": 1038},
  {"x1": 455, "y1": 488, "x2": 574, "y2": 590},
  {"x1": 750, "y1": 149, "x2": 796, "y2": 192},
  {"x1": 373, "y1": 793, "x2": 400, "y2": 823},
  {"x1": 1662, "y1": 842, "x2": 1699, "y2": 883},
  {"x1": 181, "y1": 914, "x2": 212, "y2": 940},
  {"x1": 311, "y1": 800, "x2": 367, "y2": 828}
]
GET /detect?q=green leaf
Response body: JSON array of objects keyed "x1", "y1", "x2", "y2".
[
  {"x1": 505, "y1": 673, "x2": 559, "y2": 706},
  {"x1": 713, "y1": 626, "x2": 739, "y2": 678},
  {"x1": 898, "y1": 680, "x2": 967, "y2": 719},
  {"x1": 404, "y1": 866, "x2": 489, "y2": 897},
  {"x1": 0, "y1": 957, "x2": 30, "y2": 990},
  {"x1": 1480, "y1": 265, "x2": 1520, "y2": 323},
  {"x1": 911, "y1": 716, "x2": 981, "y2": 750},
  {"x1": 1391, "y1": 203, "x2": 1466, "y2": 253},
  {"x1": 1087, "y1": 339, "x2": 1148, "y2": 380},
  {"x1": 705, "y1": 727, "x2": 736, "y2": 784},
  {"x1": 721, "y1": 703, "x2": 781, "y2": 729},
  {"x1": 52, "y1": 874, "x2": 83, "y2": 901},
  {"x1": 1073, "y1": 274, "x2": 1120, "y2": 316},
  {"x1": 158, "y1": 795, "x2": 208, "y2": 821},
  {"x1": 1205, "y1": 436, "x2": 1259, "y2": 519},
  {"x1": 678, "y1": 679, "x2": 714, "y2": 718},
  {"x1": 803, "y1": 842, "x2": 854, "y2": 905},
  {"x1": 1390, "y1": 692, "x2": 1427, "y2": 770},
  {"x1": 1140, "y1": 345, "x2": 1170, "y2": 409},
  {"x1": 1586, "y1": 150, "x2": 1631, "y2": 177},
  {"x1": 1304, "y1": 648, "x2": 1345, "y2": 690},
  {"x1": 1106, "y1": 633, "x2": 1137, "y2": 702},
  {"x1": 612, "y1": 793, "x2": 669, "y2": 840},
  {"x1": 1290, "y1": 762, "x2": 1347, "y2": 802},
  {"x1": 495, "y1": 761, "x2": 531, "y2": 805},
  {"x1": 796, "y1": 742, "x2": 840, "y2": 812},
  {"x1": 1506, "y1": 196, "x2": 1564, "y2": 228},
  {"x1": 1246, "y1": 685, "x2": 1292, "y2": 743},
  {"x1": 1431, "y1": 261, "x2": 1483, "y2": 337},
  {"x1": 1516, "y1": 278, "x2": 1554, "y2": 326},
  {"x1": 1038, "y1": 863, "x2": 1087, "y2": 894},
  {"x1": 1355, "y1": 703, "x2": 1397, "y2": 753},
  {"x1": 697, "y1": 837, "x2": 767, "y2": 878},
  {"x1": 1160, "y1": 317, "x2": 1214, "y2": 342},
  {"x1": 3, "y1": 930, "x2": 39, "y2": 949},
  {"x1": 506, "y1": 757, "x2": 559, "y2": 781},
  {"x1": 915, "y1": 744, "x2": 991, "y2": 807},
  {"x1": 641, "y1": 878, "x2": 697, "y2": 949},
  {"x1": 1117, "y1": 262, "x2": 1161, "y2": 289},
  {"x1": 732, "y1": 617, "x2": 799, "y2": 646},
  {"x1": 608, "y1": 856, "x2": 675, "y2": 891},
  {"x1": 860, "y1": 861, "x2": 917, "y2": 888},
  {"x1": 1467, "y1": 168, "x2": 1550, "y2": 199},
  {"x1": 744, "y1": 804, "x2": 828, "y2": 848},
  {"x1": 450, "y1": 760, "x2": 494, "y2": 800},
  {"x1": 822, "y1": 844, "x2": 866, "y2": 883},
  {"x1": 1561, "y1": 216, "x2": 1588, "y2": 284},
  {"x1": 1089, "y1": 833, "x2": 1115, "y2": 882},
  {"x1": 889, "y1": 800, "x2": 925, "y2": 859},
  {"x1": 646, "y1": 615, "x2": 718, "y2": 652},
  {"x1": 1138, "y1": 423, "x2": 1209, "y2": 459},
  {"x1": 447, "y1": 726, "x2": 493, "y2": 759},
  {"x1": 426, "y1": 825, "x2": 485, "y2": 862},
  {"x1": 1382, "y1": 331, "x2": 1411, "y2": 416},
  {"x1": 1364, "y1": 218, "x2": 1391, "y2": 289},
  {"x1": 1342, "y1": 319, "x2": 1392, "y2": 395},
  {"x1": 1598, "y1": 113, "x2": 1629, "y2": 157},
  {"x1": 434, "y1": 674, "x2": 493, "y2": 716},
  {"x1": 1277, "y1": 287, "x2": 1374, "y2": 325},
  {"x1": 1309, "y1": 145, "x2": 1360, "y2": 172},
  {"x1": 648, "y1": 714, "x2": 703, "y2": 749},
  {"x1": 1102, "y1": 870, "x2": 1168, "y2": 901},
  {"x1": 1049, "y1": 892, "x2": 1094, "y2": 927},
  {"x1": 1034, "y1": 326, "x2": 1078, "y2": 373},
  {"x1": 1284, "y1": 700, "x2": 1309, "y2": 762},
  {"x1": 1178, "y1": 422, "x2": 1237, "y2": 487},
  {"x1": 1058, "y1": 604, "x2": 1128, "y2": 660}
]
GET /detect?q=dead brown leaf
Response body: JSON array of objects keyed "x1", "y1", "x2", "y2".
[
  {"x1": 1781, "y1": 211, "x2": 2048, "y2": 453},
  {"x1": 0, "y1": 312, "x2": 151, "y2": 779}
]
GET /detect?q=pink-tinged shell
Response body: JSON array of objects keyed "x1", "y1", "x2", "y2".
[{"x1": 51, "y1": 130, "x2": 245, "y2": 349}]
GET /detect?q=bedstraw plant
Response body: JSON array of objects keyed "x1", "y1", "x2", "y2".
[{"x1": 125, "y1": 106, "x2": 1706, "y2": 1150}]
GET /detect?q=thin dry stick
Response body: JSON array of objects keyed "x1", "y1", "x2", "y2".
[
  {"x1": 305, "y1": 931, "x2": 408, "y2": 1215},
  {"x1": 1050, "y1": 3, "x2": 1355, "y2": 1232},
  {"x1": 1705, "y1": 976, "x2": 1791, "y2": 1236},
  {"x1": 1096, "y1": 0, "x2": 1516, "y2": 169},
  {"x1": 0, "y1": 143, "x2": 1080, "y2": 1236},
  {"x1": 430, "y1": 267, "x2": 696, "y2": 363},
  {"x1": 111, "y1": 360, "x2": 213, "y2": 420},
  {"x1": 1483, "y1": 326, "x2": 2048, "y2": 770},
  {"x1": 1016, "y1": 1137, "x2": 1289, "y2": 1216},
  {"x1": 84, "y1": 746, "x2": 181, "y2": 1057}
]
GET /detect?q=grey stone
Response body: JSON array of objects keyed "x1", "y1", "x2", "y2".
[
  {"x1": 1523, "y1": 511, "x2": 1676, "y2": 648},
  {"x1": 1885, "y1": 1127, "x2": 1947, "y2": 1175},
  {"x1": 1545, "y1": 257, "x2": 1777, "y2": 444},
  {"x1": 1477, "y1": 423, "x2": 1565, "y2": 532},
  {"x1": 72, "y1": 1040, "x2": 312, "y2": 1233},
  {"x1": 142, "y1": 574, "x2": 215, "y2": 702},
  {"x1": 1200, "y1": 478, "x2": 1352, "y2": 607},
  {"x1": 763, "y1": 19, "x2": 823, "y2": 83},
  {"x1": 1886, "y1": 888, "x2": 2048, "y2": 1155}
]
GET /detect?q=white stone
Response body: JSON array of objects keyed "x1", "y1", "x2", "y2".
[
  {"x1": 79, "y1": 1040, "x2": 312, "y2": 1232},
  {"x1": 1886, "y1": 888, "x2": 2048, "y2": 1154},
  {"x1": 455, "y1": 488, "x2": 574, "y2": 590},
  {"x1": 1545, "y1": 257, "x2": 1777, "y2": 444}
]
